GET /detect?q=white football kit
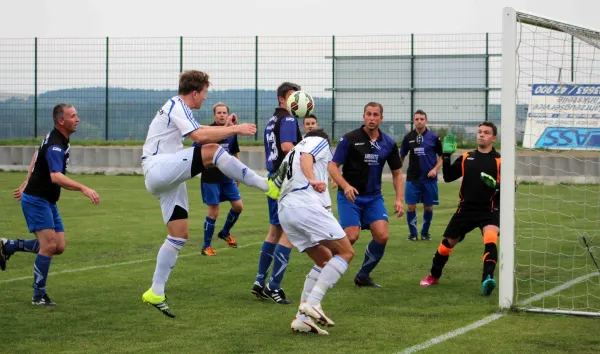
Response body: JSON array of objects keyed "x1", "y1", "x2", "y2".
[
  {"x1": 142, "y1": 96, "x2": 201, "y2": 224},
  {"x1": 277, "y1": 136, "x2": 345, "y2": 252}
]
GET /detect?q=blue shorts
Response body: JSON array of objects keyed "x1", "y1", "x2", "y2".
[
  {"x1": 267, "y1": 196, "x2": 280, "y2": 226},
  {"x1": 336, "y1": 192, "x2": 388, "y2": 230},
  {"x1": 21, "y1": 193, "x2": 64, "y2": 233},
  {"x1": 201, "y1": 182, "x2": 241, "y2": 205},
  {"x1": 405, "y1": 182, "x2": 439, "y2": 206}
]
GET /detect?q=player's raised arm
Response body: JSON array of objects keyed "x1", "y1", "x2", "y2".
[{"x1": 441, "y1": 135, "x2": 463, "y2": 182}]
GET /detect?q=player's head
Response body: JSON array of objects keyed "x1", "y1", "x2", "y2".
[
  {"x1": 477, "y1": 121, "x2": 498, "y2": 149},
  {"x1": 305, "y1": 128, "x2": 330, "y2": 144},
  {"x1": 363, "y1": 102, "x2": 384, "y2": 131},
  {"x1": 277, "y1": 82, "x2": 301, "y2": 110},
  {"x1": 212, "y1": 102, "x2": 229, "y2": 126},
  {"x1": 303, "y1": 114, "x2": 318, "y2": 134},
  {"x1": 53, "y1": 103, "x2": 79, "y2": 135},
  {"x1": 413, "y1": 109, "x2": 428, "y2": 131},
  {"x1": 179, "y1": 70, "x2": 211, "y2": 109}
]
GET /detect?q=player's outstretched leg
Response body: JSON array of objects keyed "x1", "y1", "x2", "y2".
[
  {"x1": 0, "y1": 238, "x2": 40, "y2": 271},
  {"x1": 481, "y1": 228, "x2": 498, "y2": 296},
  {"x1": 420, "y1": 238, "x2": 454, "y2": 286}
]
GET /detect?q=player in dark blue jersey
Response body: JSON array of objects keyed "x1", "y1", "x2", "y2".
[
  {"x1": 328, "y1": 102, "x2": 405, "y2": 288},
  {"x1": 2, "y1": 104, "x2": 100, "y2": 306},
  {"x1": 251, "y1": 82, "x2": 303, "y2": 304},
  {"x1": 400, "y1": 110, "x2": 443, "y2": 241},
  {"x1": 194, "y1": 102, "x2": 242, "y2": 256}
]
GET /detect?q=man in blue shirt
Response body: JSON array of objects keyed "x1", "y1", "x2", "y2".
[
  {"x1": 195, "y1": 102, "x2": 242, "y2": 256},
  {"x1": 400, "y1": 110, "x2": 443, "y2": 241},
  {"x1": 328, "y1": 102, "x2": 405, "y2": 288},
  {"x1": 252, "y1": 82, "x2": 303, "y2": 304},
  {"x1": 2, "y1": 104, "x2": 100, "y2": 306}
]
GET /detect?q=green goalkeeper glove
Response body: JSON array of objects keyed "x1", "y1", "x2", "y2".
[
  {"x1": 480, "y1": 172, "x2": 498, "y2": 190},
  {"x1": 442, "y1": 134, "x2": 457, "y2": 155}
]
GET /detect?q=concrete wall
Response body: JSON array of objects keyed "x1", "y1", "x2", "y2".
[{"x1": 1, "y1": 146, "x2": 599, "y2": 184}]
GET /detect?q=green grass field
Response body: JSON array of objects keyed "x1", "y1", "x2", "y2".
[{"x1": 0, "y1": 172, "x2": 599, "y2": 353}]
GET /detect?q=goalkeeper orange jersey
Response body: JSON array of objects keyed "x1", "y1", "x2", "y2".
[{"x1": 442, "y1": 148, "x2": 501, "y2": 213}]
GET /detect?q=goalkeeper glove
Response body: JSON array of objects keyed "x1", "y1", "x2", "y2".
[
  {"x1": 442, "y1": 134, "x2": 457, "y2": 155},
  {"x1": 480, "y1": 172, "x2": 499, "y2": 190}
]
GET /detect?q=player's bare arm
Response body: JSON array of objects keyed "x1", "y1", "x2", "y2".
[
  {"x1": 300, "y1": 152, "x2": 326, "y2": 193},
  {"x1": 13, "y1": 151, "x2": 37, "y2": 201},
  {"x1": 428, "y1": 156, "x2": 443, "y2": 178},
  {"x1": 188, "y1": 123, "x2": 256, "y2": 144},
  {"x1": 328, "y1": 161, "x2": 358, "y2": 202},
  {"x1": 50, "y1": 172, "x2": 100, "y2": 205},
  {"x1": 281, "y1": 141, "x2": 294, "y2": 154},
  {"x1": 391, "y1": 168, "x2": 405, "y2": 217}
]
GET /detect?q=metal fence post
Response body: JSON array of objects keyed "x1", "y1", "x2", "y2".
[
  {"x1": 571, "y1": 35, "x2": 575, "y2": 82},
  {"x1": 105, "y1": 37, "x2": 109, "y2": 140},
  {"x1": 34, "y1": 37, "x2": 38, "y2": 138},
  {"x1": 410, "y1": 33, "x2": 414, "y2": 130},
  {"x1": 485, "y1": 32, "x2": 489, "y2": 121},
  {"x1": 254, "y1": 36, "x2": 259, "y2": 140},
  {"x1": 331, "y1": 35, "x2": 335, "y2": 140}
]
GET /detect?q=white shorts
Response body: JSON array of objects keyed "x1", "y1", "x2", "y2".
[
  {"x1": 142, "y1": 148, "x2": 195, "y2": 224},
  {"x1": 278, "y1": 204, "x2": 346, "y2": 252}
]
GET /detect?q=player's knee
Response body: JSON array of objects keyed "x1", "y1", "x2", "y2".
[
  {"x1": 232, "y1": 201, "x2": 243, "y2": 213},
  {"x1": 200, "y1": 144, "x2": 219, "y2": 167},
  {"x1": 207, "y1": 206, "x2": 220, "y2": 219},
  {"x1": 347, "y1": 232, "x2": 359, "y2": 245},
  {"x1": 407, "y1": 204, "x2": 417, "y2": 212},
  {"x1": 54, "y1": 244, "x2": 66, "y2": 255},
  {"x1": 424, "y1": 205, "x2": 433, "y2": 212},
  {"x1": 446, "y1": 237, "x2": 459, "y2": 248},
  {"x1": 373, "y1": 233, "x2": 388, "y2": 244},
  {"x1": 41, "y1": 240, "x2": 58, "y2": 255}
]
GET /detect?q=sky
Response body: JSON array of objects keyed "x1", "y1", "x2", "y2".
[{"x1": 1, "y1": 0, "x2": 599, "y2": 38}]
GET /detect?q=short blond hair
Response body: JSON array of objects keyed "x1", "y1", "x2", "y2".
[{"x1": 212, "y1": 102, "x2": 229, "y2": 115}]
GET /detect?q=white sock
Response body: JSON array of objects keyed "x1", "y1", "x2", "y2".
[
  {"x1": 213, "y1": 147, "x2": 269, "y2": 191},
  {"x1": 306, "y1": 256, "x2": 348, "y2": 306},
  {"x1": 151, "y1": 235, "x2": 186, "y2": 296},
  {"x1": 297, "y1": 265, "x2": 322, "y2": 319}
]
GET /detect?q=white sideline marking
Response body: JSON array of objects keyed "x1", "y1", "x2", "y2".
[
  {"x1": 0, "y1": 242, "x2": 262, "y2": 284},
  {"x1": 397, "y1": 272, "x2": 597, "y2": 354}
]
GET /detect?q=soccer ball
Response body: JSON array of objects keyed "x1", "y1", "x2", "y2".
[{"x1": 286, "y1": 91, "x2": 315, "y2": 119}]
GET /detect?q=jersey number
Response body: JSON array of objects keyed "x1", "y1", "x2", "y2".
[{"x1": 286, "y1": 150, "x2": 296, "y2": 180}]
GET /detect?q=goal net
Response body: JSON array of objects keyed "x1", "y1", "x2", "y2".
[{"x1": 500, "y1": 8, "x2": 600, "y2": 316}]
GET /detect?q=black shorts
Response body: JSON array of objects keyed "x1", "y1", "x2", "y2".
[{"x1": 443, "y1": 209, "x2": 499, "y2": 241}]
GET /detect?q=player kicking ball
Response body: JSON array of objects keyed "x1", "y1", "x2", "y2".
[
  {"x1": 420, "y1": 122, "x2": 501, "y2": 295},
  {"x1": 276, "y1": 129, "x2": 354, "y2": 335},
  {"x1": 140, "y1": 70, "x2": 284, "y2": 317}
]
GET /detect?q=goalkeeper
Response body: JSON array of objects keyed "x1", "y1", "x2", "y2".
[{"x1": 419, "y1": 122, "x2": 501, "y2": 296}]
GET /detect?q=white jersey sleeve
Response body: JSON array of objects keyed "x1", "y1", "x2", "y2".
[
  {"x1": 171, "y1": 98, "x2": 201, "y2": 136},
  {"x1": 297, "y1": 135, "x2": 331, "y2": 162}
]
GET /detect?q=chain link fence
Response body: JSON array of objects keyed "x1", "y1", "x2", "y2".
[{"x1": 0, "y1": 34, "x2": 504, "y2": 143}]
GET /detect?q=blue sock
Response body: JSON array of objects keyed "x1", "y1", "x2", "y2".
[
  {"x1": 421, "y1": 210, "x2": 433, "y2": 236},
  {"x1": 219, "y1": 209, "x2": 241, "y2": 237},
  {"x1": 4, "y1": 239, "x2": 39, "y2": 255},
  {"x1": 268, "y1": 244, "x2": 292, "y2": 290},
  {"x1": 203, "y1": 216, "x2": 216, "y2": 249},
  {"x1": 407, "y1": 211, "x2": 418, "y2": 236},
  {"x1": 33, "y1": 254, "x2": 52, "y2": 297},
  {"x1": 357, "y1": 240, "x2": 386, "y2": 279},
  {"x1": 255, "y1": 241, "x2": 276, "y2": 286}
]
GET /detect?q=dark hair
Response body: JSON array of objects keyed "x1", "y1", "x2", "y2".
[
  {"x1": 305, "y1": 114, "x2": 318, "y2": 121},
  {"x1": 363, "y1": 102, "x2": 383, "y2": 114},
  {"x1": 53, "y1": 103, "x2": 73, "y2": 125},
  {"x1": 179, "y1": 70, "x2": 211, "y2": 95},
  {"x1": 478, "y1": 121, "x2": 498, "y2": 136},
  {"x1": 305, "y1": 128, "x2": 329, "y2": 142},
  {"x1": 277, "y1": 82, "x2": 301, "y2": 99},
  {"x1": 413, "y1": 109, "x2": 427, "y2": 119}
]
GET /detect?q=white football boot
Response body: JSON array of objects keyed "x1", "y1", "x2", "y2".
[
  {"x1": 298, "y1": 301, "x2": 335, "y2": 327},
  {"x1": 291, "y1": 316, "x2": 329, "y2": 335}
]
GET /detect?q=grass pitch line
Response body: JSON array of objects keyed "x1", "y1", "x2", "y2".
[
  {"x1": 0, "y1": 241, "x2": 262, "y2": 284},
  {"x1": 397, "y1": 271, "x2": 597, "y2": 354}
]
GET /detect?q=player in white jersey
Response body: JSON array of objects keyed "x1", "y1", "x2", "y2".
[
  {"x1": 141, "y1": 70, "x2": 283, "y2": 317},
  {"x1": 277, "y1": 129, "x2": 355, "y2": 335}
]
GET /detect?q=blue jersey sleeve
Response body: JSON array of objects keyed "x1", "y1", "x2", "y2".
[
  {"x1": 279, "y1": 117, "x2": 299, "y2": 144},
  {"x1": 332, "y1": 136, "x2": 350, "y2": 165},
  {"x1": 400, "y1": 137, "x2": 409, "y2": 157},
  {"x1": 46, "y1": 145, "x2": 65, "y2": 173}
]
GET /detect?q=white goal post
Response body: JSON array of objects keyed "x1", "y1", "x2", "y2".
[{"x1": 500, "y1": 7, "x2": 600, "y2": 316}]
